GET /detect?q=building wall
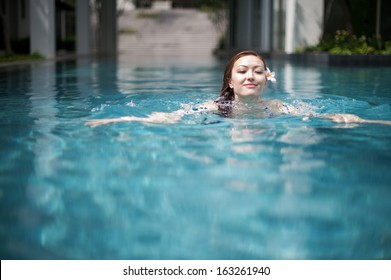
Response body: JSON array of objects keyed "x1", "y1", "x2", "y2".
[
  {"x1": 272, "y1": 0, "x2": 285, "y2": 52},
  {"x1": 228, "y1": 0, "x2": 324, "y2": 54},
  {"x1": 30, "y1": 0, "x2": 56, "y2": 58},
  {"x1": 18, "y1": 0, "x2": 29, "y2": 38},
  {"x1": 0, "y1": 0, "x2": 105, "y2": 57},
  {"x1": 228, "y1": 0, "x2": 272, "y2": 52},
  {"x1": 286, "y1": 0, "x2": 324, "y2": 53}
]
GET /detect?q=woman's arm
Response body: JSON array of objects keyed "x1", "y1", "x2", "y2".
[
  {"x1": 321, "y1": 113, "x2": 391, "y2": 126},
  {"x1": 85, "y1": 110, "x2": 186, "y2": 127},
  {"x1": 271, "y1": 100, "x2": 391, "y2": 126},
  {"x1": 85, "y1": 101, "x2": 218, "y2": 127}
]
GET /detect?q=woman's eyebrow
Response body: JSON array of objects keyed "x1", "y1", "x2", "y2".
[{"x1": 236, "y1": 64, "x2": 264, "y2": 68}]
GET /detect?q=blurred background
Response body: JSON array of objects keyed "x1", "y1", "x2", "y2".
[{"x1": 0, "y1": 0, "x2": 390, "y2": 60}]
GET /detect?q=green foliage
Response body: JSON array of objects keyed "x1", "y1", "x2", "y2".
[
  {"x1": 136, "y1": 11, "x2": 160, "y2": 18},
  {"x1": 216, "y1": 34, "x2": 226, "y2": 50},
  {"x1": 118, "y1": 27, "x2": 138, "y2": 35},
  {"x1": 0, "y1": 52, "x2": 44, "y2": 63},
  {"x1": 198, "y1": 0, "x2": 227, "y2": 42},
  {"x1": 304, "y1": 30, "x2": 391, "y2": 55}
]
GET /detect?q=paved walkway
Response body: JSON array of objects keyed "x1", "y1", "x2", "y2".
[{"x1": 118, "y1": 8, "x2": 220, "y2": 58}]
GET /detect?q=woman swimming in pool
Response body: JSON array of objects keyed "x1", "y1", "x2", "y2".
[{"x1": 85, "y1": 50, "x2": 391, "y2": 127}]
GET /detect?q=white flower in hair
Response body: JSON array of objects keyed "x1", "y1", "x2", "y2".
[{"x1": 266, "y1": 67, "x2": 276, "y2": 83}]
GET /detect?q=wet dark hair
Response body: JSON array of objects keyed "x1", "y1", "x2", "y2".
[{"x1": 214, "y1": 50, "x2": 267, "y2": 115}]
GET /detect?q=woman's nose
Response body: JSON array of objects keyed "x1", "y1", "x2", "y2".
[{"x1": 247, "y1": 71, "x2": 254, "y2": 80}]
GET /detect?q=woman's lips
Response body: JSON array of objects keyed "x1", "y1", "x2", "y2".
[{"x1": 243, "y1": 83, "x2": 257, "y2": 88}]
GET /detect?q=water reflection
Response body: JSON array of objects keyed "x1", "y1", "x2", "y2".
[
  {"x1": 27, "y1": 64, "x2": 65, "y2": 249},
  {"x1": 281, "y1": 62, "x2": 323, "y2": 99},
  {"x1": 228, "y1": 119, "x2": 326, "y2": 194}
]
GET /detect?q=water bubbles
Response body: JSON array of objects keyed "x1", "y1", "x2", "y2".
[
  {"x1": 126, "y1": 100, "x2": 137, "y2": 107},
  {"x1": 91, "y1": 104, "x2": 109, "y2": 112}
]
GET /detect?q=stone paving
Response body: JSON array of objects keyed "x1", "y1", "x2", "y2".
[{"x1": 118, "y1": 8, "x2": 220, "y2": 58}]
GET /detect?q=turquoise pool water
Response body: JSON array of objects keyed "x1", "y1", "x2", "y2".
[{"x1": 0, "y1": 57, "x2": 391, "y2": 259}]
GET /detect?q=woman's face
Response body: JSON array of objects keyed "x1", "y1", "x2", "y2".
[{"x1": 229, "y1": 55, "x2": 267, "y2": 102}]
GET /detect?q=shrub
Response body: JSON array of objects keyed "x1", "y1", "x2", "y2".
[{"x1": 304, "y1": 30, "x2": 391, "y2": 55}]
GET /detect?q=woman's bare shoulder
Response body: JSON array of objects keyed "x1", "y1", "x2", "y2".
[{"x1": 195, "y1": 100, "x2": 218, "y2": 112}]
